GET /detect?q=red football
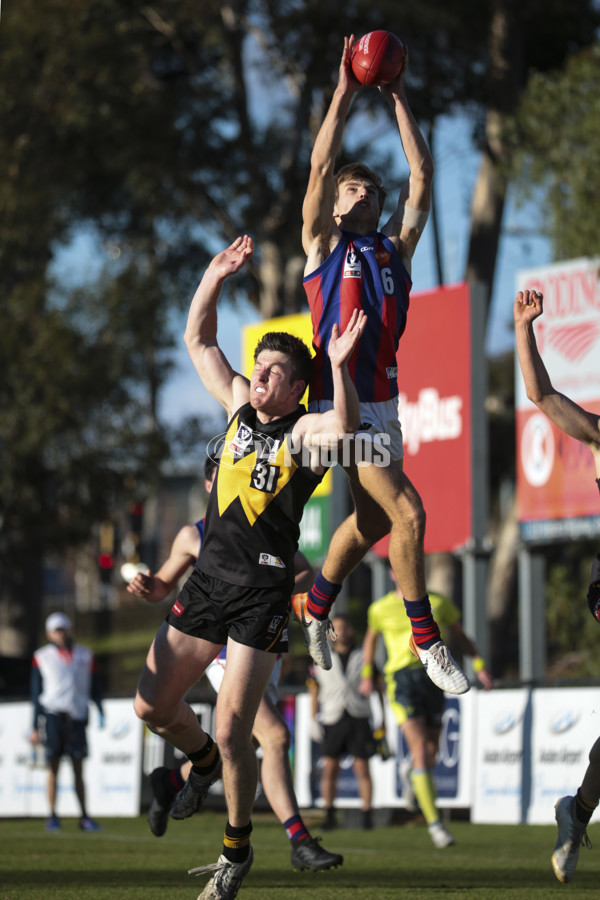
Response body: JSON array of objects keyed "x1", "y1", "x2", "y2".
[{"x1": 350, "y1": 30, "x2": 405, "y2": 86}]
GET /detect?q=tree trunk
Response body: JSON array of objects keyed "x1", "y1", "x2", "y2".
[{"x1": 462, "y1": 3, "x2": 522, "y2": 661}]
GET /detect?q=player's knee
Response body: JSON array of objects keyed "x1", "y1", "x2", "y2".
[
  {"x1": 390, "y1": 495, "x2": 426, "y2": 543},
  {"x1": 260, "y1": 720, "x2": 290, "y2": 756},
  {"x1": 133, "y1": 692, "x2": 164, "y2": 729},
  {"x1": 215, "y1": 717, "x2": 250, "y2": 759}
]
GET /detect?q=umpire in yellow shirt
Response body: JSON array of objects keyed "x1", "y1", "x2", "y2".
[{"x1": 361, "y1": 575, "x2": 492, "y2": 848}]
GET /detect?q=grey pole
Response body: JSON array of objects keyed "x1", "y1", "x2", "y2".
[{"x1": 462, "y1": 284, "x2": 490, "y2": 674}]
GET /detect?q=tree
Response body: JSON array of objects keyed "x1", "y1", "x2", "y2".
[{"x1": 508, "y1": 42, "x2": 600, "y2": 260}]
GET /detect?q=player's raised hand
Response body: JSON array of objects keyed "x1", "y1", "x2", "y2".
[
  {"x1": 338, "y1": 35, "x2": 361, "y2": 94},
  {"x1": 514, "y1": 289, "x2": 544, "y2": 326},
  {"x1": 209, "y1": 235, "x2": 254, "y2": 279},
  {"x1": 379, "y1": 44, "x2": 409, "y2": 102},
  {"x1": 328, "y1": 309, "x2": 366, "y2": 368}
]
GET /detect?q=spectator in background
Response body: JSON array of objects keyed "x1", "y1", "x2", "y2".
[
  {"x1": 307, "y1": 614, "x2": 377, "y2": 831},
  {"x1": 361, "y1": 573, "x2": 492, "y2": 848},
  {"x1": 30, "y1": 612, "x2": 104, "y2": 832}
]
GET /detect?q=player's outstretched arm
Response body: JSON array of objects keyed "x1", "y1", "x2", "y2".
[
  {"x1": 514, "y1": 289, "x2": 600, "y2": 455},
  {"x1": 184, "y1": 236, "x2": 253, "y2": 416},
  {"x1": 127, "y1": 524, "x2": 200, "y2": 603},
  {"x1": 379, "y1": 49, "x2": 433, "y2": 268},
  {"x1": 295, "y1": 309, "x2": 366, "y2": 450},
  {"x1": 302, "y1": 36, "x2": 361, "y2": 256}
]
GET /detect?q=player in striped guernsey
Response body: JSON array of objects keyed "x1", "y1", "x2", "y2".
[{"x1": 295, "y1": 34, "x2": 469, "y2": 697}]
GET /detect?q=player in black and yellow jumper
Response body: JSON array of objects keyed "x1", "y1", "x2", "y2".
[{"x1": 134, "y1": 235, "x2": 365, "y2": 900}]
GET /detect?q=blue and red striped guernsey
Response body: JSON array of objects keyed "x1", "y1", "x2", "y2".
[{"x1": 304, "y1": 230, "x2": 411, "y2": 403}]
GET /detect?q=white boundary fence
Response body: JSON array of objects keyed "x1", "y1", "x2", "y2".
[{"x1": 1, "y1": 688, "x2": 597, "y2": 824}]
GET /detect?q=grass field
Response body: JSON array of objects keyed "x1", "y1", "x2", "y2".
[{"x1": 1, "y1": 811, "x2": 598, "y2": 899}]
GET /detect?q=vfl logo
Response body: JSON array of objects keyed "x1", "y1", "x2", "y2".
[
  {"x1": 229, "y1": 423, "x2": 253, "y2": 458},
  {"x1": 343, "y1": 246, "x2": 361, "y2": 279},
  {"x1": 259, "y1": 553, "x2": 285, "y2": 569},
  {"x1": 267, "y1": 615, "x2": 283, "y2": 635},
  {"x1": 207, "y1": 431, "x2": 277, "y2": 471},
  {"x1": 547, "y1": 321, "x2": 600, "y2": 362}
]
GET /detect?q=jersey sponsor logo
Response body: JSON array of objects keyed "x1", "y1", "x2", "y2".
[
  {"x1": 259, "y1": 553, "x2": 285, "y2": 568},
  {"x1": 343, "y1": 246, "x2": 361, "y2": 279},
  {"x1": 171, "y1": 599, "x2": 184, "y2": 617},
  {"x1": 386, "y1": 366, "x2": 398, "y2": 378},
  {"x1": 267, "y1": 615, "x2": 283, "y2": 635},
  {"x1": 229, "y1": 423, "x2": 254, "y2": 458},
  {"x1": 358, "y1": 422, "x2": 374, "y2": 431}
]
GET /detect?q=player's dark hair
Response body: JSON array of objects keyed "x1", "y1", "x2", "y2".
[
  {"x1": 204, "y1": 455, "x2": 218, "y2": 481},
  {"x1": 335, "y1": 162, "x2": 387, "y2": 213},
  {"x1": 253, "y1": 331, "x2": 313, "y2": 389}
]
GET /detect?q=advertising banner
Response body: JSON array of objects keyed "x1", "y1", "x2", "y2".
[
  {"x1": 294, "y1": 689, "x2": 473, "y2": 809},
  {"x1": 471, "y1": 688, "x2": 531, "y2": 824},
  {"x1": 516, "y1": 258, "x2": 600, "y2": 539},
  {"x1": 1, "y1": 699, "x2": 143, "y2": 817},
  {"x1": 527, "y1": 687, "x2": 600, "y2": 824},
  {"x1": 374, "y1": 283, "x2": 473, "y2": 555}
]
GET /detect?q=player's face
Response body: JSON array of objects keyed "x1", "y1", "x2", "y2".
[
  {"x1": 250, "y1": 350, "x2": 302, "y2": 416},
  {"x1": 334, "y1": 178, "x2": 380, "y2": 228}
]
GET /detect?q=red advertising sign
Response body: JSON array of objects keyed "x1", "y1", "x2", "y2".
[
  {"x1": 516, "y1": 258, "x2": 600, "y2": 539},
  {"x1": 374, "y1": 283, "x2": 473, "y2": 555}
]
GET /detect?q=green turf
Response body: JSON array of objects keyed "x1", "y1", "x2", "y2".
[{"x1": 0, "y1": 813, "x2": 598, "y2": 899}]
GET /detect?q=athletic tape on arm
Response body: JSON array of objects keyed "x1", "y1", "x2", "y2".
[{"x1": 393, "y1": 203, "x2": 429, "y2": 235}]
